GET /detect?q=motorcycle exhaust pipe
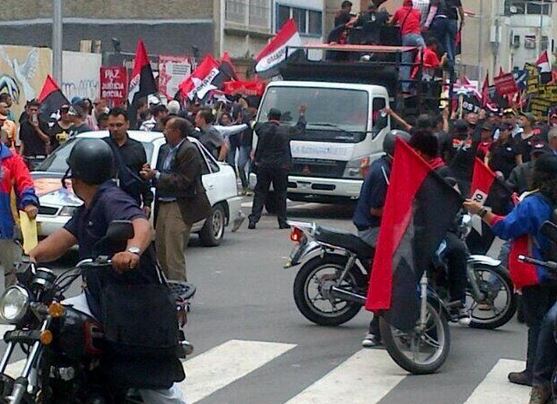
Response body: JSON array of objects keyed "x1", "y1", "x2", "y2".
[{"x1": 330, "y1": 286, "x2": 366, "y2": 305}]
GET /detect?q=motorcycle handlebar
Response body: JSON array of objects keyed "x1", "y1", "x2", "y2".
[{"x1": 518, "y1": 255, "x2": 557, "y2": 270}]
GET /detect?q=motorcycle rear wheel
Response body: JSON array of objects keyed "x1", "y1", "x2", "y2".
[
  {"x1": 379, "y1": 301, "x2": 450, "y2": 375},
  {"x1": 293, "y1": 255, "x2": 366, "y2": 326},
  {"x1": 467, "y1": 264, "x2": 517, "y2": 330}
]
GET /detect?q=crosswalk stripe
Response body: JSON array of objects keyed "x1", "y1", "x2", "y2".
[
  {"x1": 464, "y1": 359, "x2": 530, "y2": 404},
  {"x1": 285, "y1": 349, "x2": 406, "y2": 404},
  {"x1": 182, "y1": 339, "x2": 296, "y2": 403}
]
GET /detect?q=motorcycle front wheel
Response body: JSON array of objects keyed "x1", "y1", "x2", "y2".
[
  {"x1": 293, "y1": 255, "x2": 367, "y2": 326},
  {"x1": 379, "y1": 300, "x2": 450, "y2": 375},
  {"x1": 466, "y1": 264, "x2": 517, "y2": 330}
]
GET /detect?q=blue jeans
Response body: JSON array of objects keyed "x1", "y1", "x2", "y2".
[
  {"x1": 534, "y1": 299, "x2": 557, "y2": 385},
  {"x1": 401, "y1": 33, "x2": 425, "y2": 92},
  {"x1": 431, "y1": 17, "x2": 458, "y2": 79}
]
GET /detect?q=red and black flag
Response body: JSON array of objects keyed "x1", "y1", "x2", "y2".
[
  {"x1": 179, "y1": 55, "x2": 224, "y2": 101},
  {"x1": 128, "y1": 39, "x2": 157, "y2": 106},
  {"x1": 466, "y1": 159, "x2": 513, "y2": 255},
  {"x1": 37, "y1": 74, "x2": 69, "y2": 120},
  {"x1": 365, "y1": 140, "x2": 462, "y2": 331},
  {"x1": 219, "y1": 52, "x2": 239, "y2": 82}
]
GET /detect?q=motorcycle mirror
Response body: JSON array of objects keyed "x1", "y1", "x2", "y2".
[
  {"x1": 540, "y1": 221, "x2": 557, "y2": 244},
  {"x1": 104, "y1": 220, "x2": 135, "y2": 242}
]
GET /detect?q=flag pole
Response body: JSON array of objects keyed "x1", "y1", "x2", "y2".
[{"x1": 52, "y1": 0, "x2": 63, "y2": 84}]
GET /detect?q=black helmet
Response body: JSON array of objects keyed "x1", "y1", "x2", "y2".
[
  {"x1": 383, "y1": 130, "x2": 411, "y2": 157},
  {"x1": 66, "y1": 139, "x2": 115, "y2": 185}
]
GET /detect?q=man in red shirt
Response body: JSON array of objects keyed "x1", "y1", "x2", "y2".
[{"x1": 391, "y1": 0, "x2": 425, "y2": 92}]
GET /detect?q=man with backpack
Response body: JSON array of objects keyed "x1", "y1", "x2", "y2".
[{"x1": 103, "y1": 108, "x2": 153, "y2": 216}]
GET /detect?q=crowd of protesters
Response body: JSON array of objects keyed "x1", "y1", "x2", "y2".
[{"x1": 0, "y1": 90, "x2": 257, "y2": 195}]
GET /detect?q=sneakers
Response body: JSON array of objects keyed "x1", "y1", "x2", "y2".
[
  {"x1": 508, "y1": 370, "x2": 532, "y2": 386},
  {"x1": 457, "y1": 307, "x2": 471, "y2": 326},
  {"x1": 361, "y1": 333, "x2": 381, "y2": 348},
  {"x1": 529, "y1": 384, "x2": 552, "y2": 404},
  {"x1": 248, "y1": 221, "x2": 256, "y2": 230}
]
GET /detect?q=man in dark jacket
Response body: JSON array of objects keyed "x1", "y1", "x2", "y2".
[
  {"x1": 141, "y1": 117, "x2": 211, "y2": 281},
  {"x1": 248, "y1": 107, "x2": 306, "y2": 229}
]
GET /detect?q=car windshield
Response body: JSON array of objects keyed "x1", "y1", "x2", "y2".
[
  {"x1": 258, "y1": 86, "x2": 369, "y2": 143},
  {"x1": 36, "y1": 137, "x2": 154, "y2": 173}
]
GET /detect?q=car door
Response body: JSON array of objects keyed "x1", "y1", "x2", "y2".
[{"x1": 194, "y1": 141, "x2": 219, "y2": 207}]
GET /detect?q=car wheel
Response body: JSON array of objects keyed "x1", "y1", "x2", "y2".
[{"x1": 199, "y1": 204, "x2": 226, "y2": 247}]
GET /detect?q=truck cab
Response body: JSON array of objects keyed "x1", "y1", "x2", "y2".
[{"x1": 253, "y1": 81, "x2": 390, "y2": 203}]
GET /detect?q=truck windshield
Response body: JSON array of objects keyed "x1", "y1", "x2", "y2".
[{"x1": 258, "y1": 86, "x2": 369, "y2": 143}]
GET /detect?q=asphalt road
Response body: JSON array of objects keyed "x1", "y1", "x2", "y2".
[{"x1": 0, "y1": 201, "x2": 531, "y2": 404}]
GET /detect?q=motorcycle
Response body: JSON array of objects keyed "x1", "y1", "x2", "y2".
[
  {"x1": 285, "y1": 215, "x2": 516, "y2": 374},
  {"x1": 0, "y1": 220, "x2": 194, "y2": 403}
]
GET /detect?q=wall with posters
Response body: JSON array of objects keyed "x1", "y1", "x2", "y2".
[
  {"x1": 0, "y1": 45, "x2": 51, "y2": 119},
  {"x1": 62, "y1": 51, "x2": 102, "y2": 102}
]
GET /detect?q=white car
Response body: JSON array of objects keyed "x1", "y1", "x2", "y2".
[{"x1": 32, "y1": 131, "x2": 243, "y2": 247}]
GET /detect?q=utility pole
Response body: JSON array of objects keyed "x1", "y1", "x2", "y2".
[
  {"x1": 52, "y1": 0, "x2": 63, "y2": 84},
  {"x1": 478, "y1": 0, "x2": 484, "y2": 81},
  {"x1": 538, "y1": 0, "x2": 544, "y2": 56}
]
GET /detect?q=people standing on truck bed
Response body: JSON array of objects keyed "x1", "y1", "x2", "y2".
[
  {"x1": 424, "y1": 0, "x2": 465, "y2": 82},
  {"x1": 391, "y1": 0, "x2": 425, "y2": 93},
  {"x1": 347, "y1": 2, "x2": 389, "y2": 46}
]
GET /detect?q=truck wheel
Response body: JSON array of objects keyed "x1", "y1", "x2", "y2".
[{"x1": 199, "y1": 204, "x2": 226, "y2": 247}]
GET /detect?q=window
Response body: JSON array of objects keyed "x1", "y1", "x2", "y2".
[
  {"x1": 277, "y1": 5, "x2": 290, "y2": 29},
  {"x1": 524, "y1": 35, "x2": 536, "y2": 49},
  {"x1": 226, "y1": 0, "x2": 270, "y2": 29},
  {"x1": 275, "y1": 4, "x2": 323, "y2": 37},
  {"x1": 505, "y1": 0, "x2": 552, "y2": 15},
  {"x1": 541, "y1": 36, "x2": 549, "y2": 51},
  {"x1": 308, "y1": 10, "x2": 322, "y2": 36}
]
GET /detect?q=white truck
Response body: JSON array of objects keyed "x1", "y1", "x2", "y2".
[{"x1": 252, "y1": 79, "x2": 390, "y2": 204}]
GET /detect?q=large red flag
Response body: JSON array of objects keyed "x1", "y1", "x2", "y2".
[
  {"x1": 127, "y1": 39, "x2": 157, "y2": 105},
  {"x1": 365, "y1": 140, "x2": 462, "y2": 331}
]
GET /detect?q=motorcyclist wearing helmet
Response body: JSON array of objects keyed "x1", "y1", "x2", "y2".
[
  {"x1": 409, "y1": 130, "x2": 470, "y2": 325},
  {"x1": 353, "y1": 129, "x2": 411, "y2": 347},
  {"x1": 28, "y1": 139, "x2": 186, "y2": 403}
]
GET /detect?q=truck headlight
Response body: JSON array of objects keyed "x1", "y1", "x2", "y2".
[
  {"x1": 59, "y1": 206, "x2": 78, "y2": 217},
  {"x1": 0, "y1": 286, "x2": 30, "y2": 323},
  {"x1": 343, "y1": 157, "x2": 370, "y2": 179}
]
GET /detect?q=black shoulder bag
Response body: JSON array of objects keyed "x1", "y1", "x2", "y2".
[{"x1": 107, "y1": 140, "x2": 147, "y2": 203}]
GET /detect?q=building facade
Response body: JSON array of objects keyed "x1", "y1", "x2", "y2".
[{"x1": 0, "y1": 0, "x2": 325, "y2": 77}]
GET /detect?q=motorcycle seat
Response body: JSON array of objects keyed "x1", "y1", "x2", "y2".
[{"x1": 314, "y1": 226, "x2": 374, "y2": 259}]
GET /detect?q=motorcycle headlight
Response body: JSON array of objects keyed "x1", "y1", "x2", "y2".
[{"x1": 0, "y1": 286, "x2": 30, "y2": 323}]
